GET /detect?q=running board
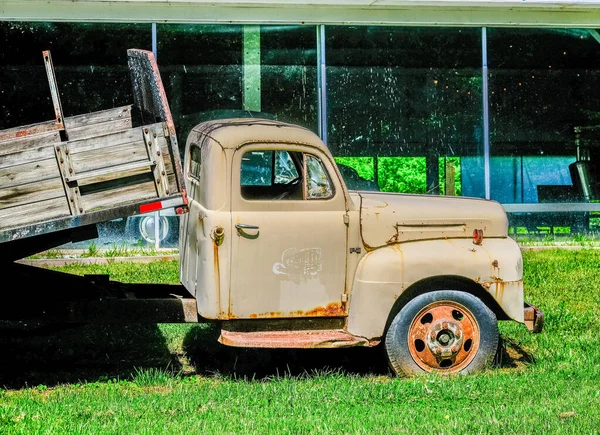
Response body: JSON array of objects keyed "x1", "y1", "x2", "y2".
[{"x1": 218, "y1": 329, "x2": 369, "y2": 349}]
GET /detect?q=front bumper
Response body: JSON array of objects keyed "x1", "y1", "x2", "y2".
[{"x1": 523, "y1": 302, "x2": 544, "y2": 333}]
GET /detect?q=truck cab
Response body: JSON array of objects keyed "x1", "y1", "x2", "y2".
[{"x1": 180, "y1": 118, "x2": 543, "y2": 376}]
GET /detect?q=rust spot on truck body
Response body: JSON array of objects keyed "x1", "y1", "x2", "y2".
[
  {"x1": 247, "y1": 302, "x2": 345, "y2": 319},
  {"x1": 218, "y1": 329, "x2": 368, "y2": 349},
  {"x1": 213, "y1": 242, "x2": 220, "y2": 305},
  {"x1": 304, "y1": 302, "x2": 345, "y2": 317}
]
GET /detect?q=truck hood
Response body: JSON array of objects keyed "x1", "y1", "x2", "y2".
[{"x1": 358, "y1": 192, "x2": 509, "y2": 249}]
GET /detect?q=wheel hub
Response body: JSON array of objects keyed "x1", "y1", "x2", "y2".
[
  {"x1": 407, "y1": 301, "x2": 481, "y2": 372},
  {"x1": 426, "y1": 321, "x2": 464, "y2": 358}
]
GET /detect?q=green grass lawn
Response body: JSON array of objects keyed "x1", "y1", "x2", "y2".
[{"x1": 0, "y1": 250, "x2": 599, "y2": 434}]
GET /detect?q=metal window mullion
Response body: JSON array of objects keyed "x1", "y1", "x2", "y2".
[
  {"x1": 152, "y1": 22, "x2": 157, "y2": 59},
  {"x1": 317, "y1": 25, "x2": 327, "y2": 145},
  {"x1": 482, "y1": 27, "x2": 491, "y2": 200},
  {"x1": 152, "y1": 22, "x2": 160, "y2": 249}
]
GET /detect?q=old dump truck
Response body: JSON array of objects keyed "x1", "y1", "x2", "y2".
[{"x1": 0, "y1": 49, "x2": 543, "y2": 376}]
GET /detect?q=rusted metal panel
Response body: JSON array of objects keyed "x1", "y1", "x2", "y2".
[
  {"x1": 246, "y1": 302, "x2": 346, "y2": 319},
  {"x1": 524, "y1": 303, "x2": 544, "y2": 333},
  {"x1": 218, "y1": 329, "x2": 369, "y2": 349},
  {"x1": 407, "y1": 301, "x2": 480, "y2": 373},
  {"x1": 128, "y1": 49, "x2": 186, "y2": 199}
]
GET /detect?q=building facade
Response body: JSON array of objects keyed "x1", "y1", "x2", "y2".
[{"x1": 2, "y1": 1, "x2": 600, "y2": 245}]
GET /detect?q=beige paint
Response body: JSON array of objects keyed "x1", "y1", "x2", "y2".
[
  {"x1": 180, "y1": 118, "x2": 529, "y2": 344},
  {"x1": 359, "y1": 191, "x2": 509, "y2": 248},
  {"x1": 229, "y1": 142, "x2": 348, "y2": 319},
  {"x1": 347, "y1": 237, "x2": 524, "y2": 340}
]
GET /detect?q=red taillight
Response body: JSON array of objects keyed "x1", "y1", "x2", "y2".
[
  {"x1": 175, "y1": 206, "x2": 189, "y2": 215},
  {"x1": 140, "y1": 201, "x2": 163, "y2": 213},
  {"x1": 473, "y1": 229, "x2": 484, "y2": 245}
]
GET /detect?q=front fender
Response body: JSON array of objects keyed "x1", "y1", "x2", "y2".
[{"x1": 347, "y1": 237, "x2": 524, "y2": 340}]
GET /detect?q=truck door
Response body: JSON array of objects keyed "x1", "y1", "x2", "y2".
[{"x1": 230, "y1": 145, "x2": 348, "y2": 319}]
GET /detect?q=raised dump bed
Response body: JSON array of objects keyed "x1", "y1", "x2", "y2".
[{"x1": 0, "y1": 49, "x2": 187, "y2": 256}]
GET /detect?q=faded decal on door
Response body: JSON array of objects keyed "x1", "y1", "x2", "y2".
[{"x1": 273, "y1": 247, "x2": 322, "y2": 279}]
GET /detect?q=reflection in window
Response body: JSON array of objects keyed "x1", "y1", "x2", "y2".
[
  {"x1": 488, "y1": 28, "x2": 600, "y2": 235},
  {"x1": 241, "y1": 151, "x2": 274, "y2": 186},
  {"x1": 306, "y1": 155, "x2": 334, "y2": 199},
  {"x1": 157, "y1": 24, "x2": 318, "y2": 156},
  {"x1": 240, "y1": 150, "x2": 332, "y2": 200},
  {"x1": 326, "y1": 26, "x2": 483, "y2": 197},
  {"x1": 0, "y1": 22, "x2": 151, "y2": 129},
  {"x1": 275, "y1": 150, "x2": 299, "y2": 184}
]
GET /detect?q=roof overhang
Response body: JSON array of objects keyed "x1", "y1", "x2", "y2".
[{"x1": 1, "y1": 0, "x2": 600, "y2": 27}]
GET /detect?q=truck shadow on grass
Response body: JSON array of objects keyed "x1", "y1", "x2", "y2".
[
  {"x1": 182, "y1": 325, "x2": 392, "y2": 379},
  {"x1": 494, "y1": 336, "x2": 536, "y2": 369},
  {"x1": 0, "y1": 322, "x2": 180, "y2": 390},
  {"x1": 182, "y1": 325, "x2": 536, "y2": 379},
  {"x1": 0, "y1": 323, "x2": 535, "y2": 389}
]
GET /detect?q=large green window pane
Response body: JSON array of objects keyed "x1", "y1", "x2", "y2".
[
  {"x1": 488, "y1": 28, "x2": 600, "y2": 235},
  {"x1": 326, "y1": 26, "x2": 483, "y2": 197},
  {"x1": 0, "y1": 22, "x2": 151, "y2": 129}
]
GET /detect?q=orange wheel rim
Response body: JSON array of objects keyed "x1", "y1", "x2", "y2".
[{"x1": 407, "y1": 301, "x2": 480, "y2": 373}]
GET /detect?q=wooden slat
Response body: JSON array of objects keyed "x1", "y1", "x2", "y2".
[
  {"x1": 67, "y1": 160, "x2": 154, "y2": 184},
  {"x1": 64, "y1": 105, "x2": 133, "y2": 129},
  {"x1": 70, "y1": 140, "x2": 150, "y2": 174},
  {"x1": 0, "y1": 197, "x2": 70, "y2": 231},
  {"x1": 66, "y1": 117, "x2": 134, "y2": 142},
  {"x1": 167, "y1": 174, "x2": 177, "y2": 195},
  {"x1": 0, "y1": 146, "x2": 56, "y2": 171},
  {"x1": 0, "y1": 120, "x2": 61, "y2": 144},
  {"x1": 76, "y1": 165, "x2": 152, "y2": 187},
  {"x1": 0, "y1": 158, "x2": 59, "y2": 190},
  {"x1": 67, "y1": 127, "x2": 148, "y2": 155},
  {"x1": 80, "y1": 180, "x2": 157, "y2": 212},
  {"x1": 0, "y1": 131, "x2": 61, "y2": 158},
  {"x1": 0, "y1": 178, "x2": 65, "y2": 210},
  {"x1": 161, "y1": 149, "x2": 178, "y2": 195}
]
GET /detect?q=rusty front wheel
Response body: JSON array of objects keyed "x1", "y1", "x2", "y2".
[{"x1": 385, "y1": 290, "x2": 498, "y2": 376}]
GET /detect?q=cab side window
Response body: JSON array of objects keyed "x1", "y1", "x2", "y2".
[
  {"x1": 189, "y1": 144, "x2": 202, "y2": 181},
  {"x1": 306, "y1": 154, "x2": 334, "y2": 199},
  {"x1": 240, "y1": 150, "x2": 334, "y2": 201}
]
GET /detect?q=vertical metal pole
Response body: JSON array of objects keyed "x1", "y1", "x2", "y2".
[
  {"x1": 152, "y1": 22, "x2": 160, "y2": 249},
  {"x1": 317, "y1": 25, "x2": 327, "y2": 144},
  {"x1": 243, "y1": 25, "x2": 261, "y2": 112},
  {"x1": 482, "y1": 27, "x2": 491, "y2": 200},
  {"x1": 152, "y1": 23, "x2": 158, "y2": 59}
]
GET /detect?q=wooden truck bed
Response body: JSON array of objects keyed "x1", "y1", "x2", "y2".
[{"x1": 0, "y1": 49, "x2": 187, "y2": 248}]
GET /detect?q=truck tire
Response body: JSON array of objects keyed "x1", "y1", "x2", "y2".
[{"x1": 385, "y1": 290, "x2": 499, "y2": 376}]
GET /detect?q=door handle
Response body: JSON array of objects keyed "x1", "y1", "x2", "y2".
[
  {"x1": 235, "y1": 223, "x2": 259, "y2": 230},
  {"x1": 235, "y1": 223, "x2": 259, "y2": 239}
]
